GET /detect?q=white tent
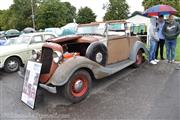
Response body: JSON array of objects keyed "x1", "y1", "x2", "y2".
[
  {"x1": 127, "y1": 14, "x2": 151, "y2": 47},
  {"x1": 127, "y1": 14, "x2": 151, "y2": 26}
]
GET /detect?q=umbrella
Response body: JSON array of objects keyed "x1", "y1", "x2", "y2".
[
  {"x1": 144, "y1": 4, "x2": 176, "y2": 16},
  {"x1": 5, "y1": 29, "x2": 20, "y2": 37},
  {"x1": 23, "y1": 27, "x2": 36, "y2": 33}
]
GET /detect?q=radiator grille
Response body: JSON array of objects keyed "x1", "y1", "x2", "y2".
[{"x1": 40, "y1": 47, "x2": 53, "y2": 74}]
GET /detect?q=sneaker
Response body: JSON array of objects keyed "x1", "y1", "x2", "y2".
[
  {"x1": 168, "y1": 60, "x2": 171, "y2": 63},
  {"x1": 150, "y1": 60, "x2": 157, "y2": 65},
  {"x1": 171, "y1": 60, "x2": 175, "y2": 64},
  {"x1": 154, "y1": 59, "x2": 160, "y2": 62}
]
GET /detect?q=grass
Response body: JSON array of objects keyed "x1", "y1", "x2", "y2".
[{"x1": 176, "y1": 35, "x2": 180, "y2": 61}]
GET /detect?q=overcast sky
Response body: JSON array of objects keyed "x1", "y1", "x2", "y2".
[{"x1": 0, "y1": 0, "x2": 144, "y2": 21}]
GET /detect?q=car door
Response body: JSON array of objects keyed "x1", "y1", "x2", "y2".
[{"x1": 106, "y1": 22, "x2": 131, "y2": 64}]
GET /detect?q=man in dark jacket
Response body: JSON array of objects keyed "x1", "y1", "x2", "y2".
[
  {"x1": 156, "y1": 15, "x2": 165, "y2": 60},
  {"x1": 162, "y1": 14, "x2": 180, "y2": 63}
]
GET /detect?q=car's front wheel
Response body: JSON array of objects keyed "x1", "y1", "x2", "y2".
[
  {"x1": 4, "y1": 57, "x2": 21, "y2": 72},
  {"x1": 63, "y1": 70, "x2": 92, "y2": 103}
]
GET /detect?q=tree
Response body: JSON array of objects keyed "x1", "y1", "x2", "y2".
[
  {"x1": 36, "y1": 0, "x2": 76, "y2": 29},
  {"x1": 103, "y1": 0, "x2": 129, "y2": 21},
  {"x1": 142, "y1": 0, "x2": 180, "y2": 16},
  {"x1": 130, "y1": 11, "x2": 143, "y2": 17},
  {"x1": 76, "y1": 7, "x2": 96, "y2": 24},
  {"x1": 0, "y1": 0, "x2": 76, "y2": 30},
  {"x1": 0, "y1": 0, "x2": 39, "y2": 30},
  {"x1": 10, "y1": 0, "x2": 38, "y2": 30},
  {"x1": 63, "y1": 2, "x2": 76, "y2": 23}
]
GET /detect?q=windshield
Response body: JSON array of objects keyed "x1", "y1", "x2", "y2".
[
  {"x1": 76, "y1": 23, "x2": 106, "y2": 35},
  {"x1": 6, "y1": 35, "x2": 31, "y2": 45}
]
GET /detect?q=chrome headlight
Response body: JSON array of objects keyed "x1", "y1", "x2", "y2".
[
  {"x1": 53, "y1": 51, "x2": 62, "y2": 63},
  {"x1": 31, "y1": 49, "x2": 41, "y2": 60}
]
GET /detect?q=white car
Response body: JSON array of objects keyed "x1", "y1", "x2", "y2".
[{"x1": 0, "y1": 32, "x2": 57, "y2": 72}]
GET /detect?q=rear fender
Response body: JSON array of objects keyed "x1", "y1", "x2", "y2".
[{"x1": 129, "y1": 41, "x2": 148, "y2": 62}]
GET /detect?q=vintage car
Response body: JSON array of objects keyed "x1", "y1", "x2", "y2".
[
  {"x1": 0, "y1": 32, "x2": 57, "y2": 72},
  {"x1": 30, "y1": 20, "x2": 148, "y2": 103}
]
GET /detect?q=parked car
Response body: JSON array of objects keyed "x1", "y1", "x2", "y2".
[
  {"x1": 2, "y1": 37, "x2": 18, "y2": 46},
  {"x1": 0, "y1": 37, "x2": 7, "y2": 46},
  {"x1": 0, "y1": 32, "x2": 57, "y2": 72},
  {"x1": 5, "y1": 29, "x2": 20, "y2": 38},
  {"x1": 26, "y1": 20, "x2": 148, "y2": 103},
  {"x1": 44, "y1": 23, "x2": 77, "y2": 37}
]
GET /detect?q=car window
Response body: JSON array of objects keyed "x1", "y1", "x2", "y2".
[
  {"x1": 108, "y1": 23, "x2": 126, "y2": 36},
  {"x1": 8, "y1": 35, "x2": 30, "y2": 45},
  {"x1": 44, "y1": 34, "x2": 55, "y2": 41},
  {"x1": 31, "y1": 35, "x2": 43, "y2": 43},
  {"x1": 108, "y1": 23, "x2": 125, "y2": 31}
]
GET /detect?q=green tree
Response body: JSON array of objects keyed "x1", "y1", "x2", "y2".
[
  {"x1": 0, "y1": 0, "x2": 39, "y2": 30},
  {"x1": 63, "y1": 2, "x2": 76, "y2": 23},
  {"x1": 103, "y1": 0, "x2": 129, "y2": 21},
  {"x1": 36, "y1": 0, "x2": 76, "y2": 29},
  {"x1": 76, "y1": 7, "x2": 96, "y2": 24},
  {"x1": 142, "y1": 0, "x2": 180, "y2": 16},
  {"x1": 9, "y1": 0, "x2": 38, "y2": 30},
  {"x1": 0, "y1": 0, "x2": 76, "y2": 30}
]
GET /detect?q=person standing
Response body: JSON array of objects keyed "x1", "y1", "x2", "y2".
[
  {"x1": 149, "y1": 17, "x2": 160, "y2": 65},
  {"x1": 155, "y1": 15, "x2": 165, "y2": 60},
  {"x1": 162, "y1": 14, "x2": 180, "y2": 63}
]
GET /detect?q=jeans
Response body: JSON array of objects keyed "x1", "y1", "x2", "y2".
[
  {"x1": 165, "y1": 40, "x2": 176, "y2": 61},
  {"x1": 149, "y1": 40, "x2": 158, "y2": 61},
  {"x1": 155, "y1": 39, "x2": 165, "y2": 59}
]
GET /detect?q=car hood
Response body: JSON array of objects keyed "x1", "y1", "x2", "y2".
[
  {"x1": 77, "y1": 35, "x2": 104, "y2": 43},
  {"x1": 0, "y1": 44, "x2": 28, "y2": 56},
  {"x1": 47, "y1": 34, "x2": 105, "y2": 43}
]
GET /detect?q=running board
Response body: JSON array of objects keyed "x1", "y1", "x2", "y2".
[
  {"x1": 95, "y1": 59, "x2": 134, "y2": 79},
  {"x1": 39, "y1": 84, "x2": 57, "y2": 94}
]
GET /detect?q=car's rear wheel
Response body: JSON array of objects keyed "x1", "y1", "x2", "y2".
[
  {"x1": 63, "y1": 70, "x2": 92, "y2": 103},
  {"x1": 133, "y1": 50, "x2": 143, "y2": 68},
  {"x1": 4, "y1": 57, "x2": 21, "y2": 72}
]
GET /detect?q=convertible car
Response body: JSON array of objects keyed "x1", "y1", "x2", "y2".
[{"x1": 27, "y1": 20, "x2": 148, "y2": 103}]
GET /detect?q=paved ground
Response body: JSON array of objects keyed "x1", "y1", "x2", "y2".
[{"x1": 0, "y1": 61, "x2": 180, "y2": 120}]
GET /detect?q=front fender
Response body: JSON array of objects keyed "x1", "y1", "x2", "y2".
[
  {"x1": 47, "y1": 56, "x2": 107, "y2": 86},
  {"x1": 129, "y1": 41, "x2": 148, "y2": 62}
]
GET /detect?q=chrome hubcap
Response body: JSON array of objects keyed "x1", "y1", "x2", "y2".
[
  {"x1": 7, "y1": 60, "x2": 18, "y2": 71},
  {"x1": 74, "y1": 80, "x2": 83, "y2": 92},
  {"x1": 96, "y1": 52, "x2": 103, "y2": 63}
]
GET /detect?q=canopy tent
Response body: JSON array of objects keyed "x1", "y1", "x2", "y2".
[{"x1": 127, "y1": 14, "x2": 151, "y2": 46}]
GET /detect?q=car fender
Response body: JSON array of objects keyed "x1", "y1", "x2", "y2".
[
  {"x1": 1, "y1": 54, "x2": 23, "y2": 66},
  {"x1": 129, "y1": 41, "x2": 148, "y2": 62},
  {"x1": 47, "y1": 56, "x2": 109, "y2": 86}
]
